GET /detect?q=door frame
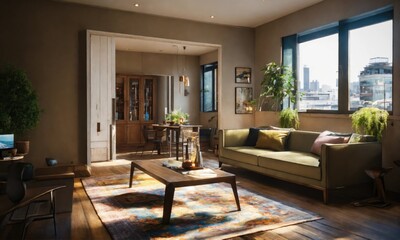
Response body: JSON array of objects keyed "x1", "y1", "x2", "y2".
[{"x1": 86, "y1": 29, "x2": 222, "y2": 165}]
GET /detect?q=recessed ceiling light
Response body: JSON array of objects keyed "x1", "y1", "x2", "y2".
[
  {"x1": 210, "y1": 15, "x2": 215, "y2": 19},
  {"x1": 133, "y1": 3, "x2": 139, "y2": 7}
]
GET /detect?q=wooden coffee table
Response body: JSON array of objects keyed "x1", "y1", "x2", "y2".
[{"x1": 128, "y1": 159, "x2": 241, "y2": 224}]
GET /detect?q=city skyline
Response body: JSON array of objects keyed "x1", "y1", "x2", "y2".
[{"x1": 298, "y1": 20, "x2": 392, "y2": 90}]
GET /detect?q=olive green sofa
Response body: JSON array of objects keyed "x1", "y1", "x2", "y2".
[{"x1": 218, "y1": 129, "x2": 382, "y2": 203}]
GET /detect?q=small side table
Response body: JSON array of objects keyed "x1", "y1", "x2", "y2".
[
  {"x1": 353, "y1": 167, "x2": 392, "y2": 208},
  {"x1": 365, "y1": 167, "x2": 393, "y2": 203}
]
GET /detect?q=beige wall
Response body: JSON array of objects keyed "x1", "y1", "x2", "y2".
[
  {"x1": 116, "y1": 51, "x2": 201, "y2": 124},
  {"x1": 0, "y1": 0, "x2": 254, "y2": 167},
  {"x1": 255, "y1": 0, "x2": 400, "y2": 192}
]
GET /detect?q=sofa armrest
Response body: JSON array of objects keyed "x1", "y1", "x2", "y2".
[
  {"x1": 219, "y1": 129, "x2": 249, "y2": 148},
  {"x1": 320, "y1": 142, "x2": 382, "y2": 188}
]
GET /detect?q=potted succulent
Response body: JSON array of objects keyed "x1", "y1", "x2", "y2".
[
  {"x1": 279, "y1": 108, "x2": 299, "y2": 129},
  {"x1": 350, "y1": 107, "x2": 388, "y2": 142},
  {"x1": 0, "y1": 65, "x2": 41, "y2": 154},
  {"x1": 165, "y1": 109, "x2": 189, "y2": 125}
]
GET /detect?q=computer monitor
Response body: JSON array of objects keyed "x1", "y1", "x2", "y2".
[{"x1": 0, "y1": 134, "x2": 14, "y2": 150}]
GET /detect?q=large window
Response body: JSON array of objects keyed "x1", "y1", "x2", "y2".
[
  {"x1": 348, "y1": 20, "x2": 393, "y2": 111},
  {"x1": 201, "y1": 62, "x2": 218, "y2": 112},
  {"x1": 298, "y1": 34, "x2": 338, "y2": 111},
  {"x1": 283, "y1": 8, "x2": 393, "y2": 112}
]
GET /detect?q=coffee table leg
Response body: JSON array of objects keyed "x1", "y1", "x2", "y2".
[
  {"x1": 129, "y1": 163, "x2": 135, "y2": 188},
  {"x1": 163, "y1": 184, "x2": 175, "y2": 224},
  {"x1": 230, "y1": 179, "x2": 241, "y2": 211}
]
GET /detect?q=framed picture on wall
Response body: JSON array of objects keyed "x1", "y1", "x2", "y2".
[
  {"x1": 235, "y1": 87, "x2": 253, "y2": 114},
  {"x1": 235, "y1": 67, "x2": 251, "y2": 83}
]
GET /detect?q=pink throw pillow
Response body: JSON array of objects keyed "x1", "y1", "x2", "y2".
[{"x1": 310, "y1": 131, "x2": 346, "y2": 156}]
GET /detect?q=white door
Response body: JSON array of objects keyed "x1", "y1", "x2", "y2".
[{"x1": 87, "y1": 32, "x2": 116, "y2": 164}]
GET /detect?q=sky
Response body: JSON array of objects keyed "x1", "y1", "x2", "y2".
[{"x1": 298, "y1": 20, "x2": 392, "y2": 89}]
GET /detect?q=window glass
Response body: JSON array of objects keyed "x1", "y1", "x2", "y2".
[
  {"x1": 298, "y1": 34, "x2": 339, "y2": 111},
  {"x1": 201, "y1": 63, "x2": 218, "y2": 112},
  {"x1": 282, "y1": 9, "x2": 392, "y2": 113},
  {"x1": 348, "y1": 20, "x2": 393, "y2": 111},
  {"x1": 203, "y1": 70, "x2": 213, "y2": 112}
]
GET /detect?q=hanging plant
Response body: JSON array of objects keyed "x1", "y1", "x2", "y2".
[
  {"x1": 279, "y1": 108, "x2": 299, "y2": 129},
  {"x1": 350, "y1": 107, "x2": 388, "y2": 142}
]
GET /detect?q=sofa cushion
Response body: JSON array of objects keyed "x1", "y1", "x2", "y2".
[
  {"x1": 255, "y1": 130, "x2": 289, "y2": 151},
  {"x1": 221, "y1": 146, "x2": 271, "y2": 166},
  {"x1": 244, "y1": 128, "x2": 260, "y2": 146},
  {"x1": 258, "y1": 151, "x2": 321, "y2": 180},
  {"x1": 310, "y1": 131, "x2": 347, "y2": 156},
  {"x1": 263, "y1": 125, "x2": 295, "y2": 131},
  {"x1": 348, "y1": 133, "x2": 377, "y2": 143}
]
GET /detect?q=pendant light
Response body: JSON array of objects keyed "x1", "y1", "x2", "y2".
[{"x1": 179, "y1": 46, "x2": 190, "y2": 87}]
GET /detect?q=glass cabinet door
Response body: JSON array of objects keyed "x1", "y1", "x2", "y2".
[
  {"x1": 143, "y1": 78, "x2": 154, "y2": 121},
  {"x1": 129, "y1": 77, "x2": 140, "y2": 121},
  {"x1": 115, "y1": 77, "x2": 125, "y2": 121}
]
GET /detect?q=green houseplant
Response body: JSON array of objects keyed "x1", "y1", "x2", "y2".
[
  {"x1": 279, "y1": 108, "x2": 299, "y2": 129},
  {"x1": 260, "y1": 62, "x2": 296, "y2": 111},
  {"x1": 165, "y1": 109, "x2": 189, "y2": 125},
  {"x1": 350, "y1": 107, "x2": 388, "y2": 142},
  {"x1": 0, "y1": 65, "x2": 41, "y2": 154}
]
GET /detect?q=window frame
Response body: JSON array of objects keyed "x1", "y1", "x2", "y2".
[
  {"x1": 283, "y1": 7, "x2": 393, "y2": 114},
  {"x1": 201, "y1": 62, "x2": 218, "y2": 112}
]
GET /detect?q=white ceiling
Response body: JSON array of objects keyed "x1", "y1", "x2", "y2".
[
  {"x1": 58, "y1": 0, "x2": 322, "y2": 28},
  {"x1": 58, "y1": 0, "x2": 323, "y2": 55}
]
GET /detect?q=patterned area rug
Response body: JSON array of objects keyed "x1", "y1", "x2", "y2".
[{"x1": 82, "y1": 172, "x2": 320, "y2": 240}]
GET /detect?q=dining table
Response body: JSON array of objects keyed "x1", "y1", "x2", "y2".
[{"x1": 152, "y1": 124, "x2": 202, "y2": 160}]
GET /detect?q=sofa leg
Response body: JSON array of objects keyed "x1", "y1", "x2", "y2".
[{"x1": 323, "y1": 189, "x2": 328, "y2": 204}]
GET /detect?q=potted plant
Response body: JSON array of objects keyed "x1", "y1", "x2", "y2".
[
  {"x1": 350, "y1": 107, "x2": 388, "y2": 142},
  {"x1": 165, "y1": 109, "x2": 189, "y2": 125},
  {"x1": 279, "y1": 108, "x2": 299, "y2": 129},
  {"x1": 259, "y1": 62, "x2": 296, "y2": 111},
  {"x1": 0, "y1": 65, "x2": 41, "y2": 154}
]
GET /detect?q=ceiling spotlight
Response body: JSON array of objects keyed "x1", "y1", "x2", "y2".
[
  {"x1": 133, "y1": 3, "x2": 139, "y2": 7},
  {"x1": 210, "y1": 15, "x2": 215, "y2": 19}
]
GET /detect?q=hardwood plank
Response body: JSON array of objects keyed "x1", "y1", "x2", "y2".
[
  {"x1": 10, "y1": 150, "x2": 400, "y2": 240},
  {"x1": 73, "y1": 179, "x2": 111, "y2": 240}
]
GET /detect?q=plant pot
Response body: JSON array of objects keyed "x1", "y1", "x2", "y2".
[
  {"x1": 10, "y1": 148, "x2": 17, "y2": 156},
  {"x1": 15, "y1": 141, "x2": 30, "y2": 155}
]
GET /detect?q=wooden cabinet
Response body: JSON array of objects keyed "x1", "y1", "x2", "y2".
[{"x1": 116, "y1": 75, "x2": 157, "y2": 148}]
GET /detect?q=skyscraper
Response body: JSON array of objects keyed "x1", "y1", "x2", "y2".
[
  {"x1": 359, "y1": 57, "x2": 392, "y2": 110},
  {"x1": 303, "y1": 65, "x2": 310, "y2": 91}
]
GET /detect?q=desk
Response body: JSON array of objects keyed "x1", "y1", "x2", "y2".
[
  {"x1": 153, "y1": 124, "x2": 202, "y2": 160},
  {"x1": 0, "y1": 155, "x2": 24, "y2": 161},
  {"x1": 0, "y1": 155, "x2": 25, "y2": 182}
]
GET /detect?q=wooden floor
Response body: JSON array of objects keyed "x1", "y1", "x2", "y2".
[{"x1": 5, "y1": 149, "x2": 400, "y2": 240}]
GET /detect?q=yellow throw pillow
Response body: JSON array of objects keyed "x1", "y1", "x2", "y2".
[{"x1": 255, "y1": 130, "x2": 289, "y2": 151}]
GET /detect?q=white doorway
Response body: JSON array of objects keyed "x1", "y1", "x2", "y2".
[{"x1": 86, "y1": 30, "x2": 221, "y2": 164}]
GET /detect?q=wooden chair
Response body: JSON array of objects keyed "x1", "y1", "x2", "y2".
[
  {"x1": 0, "y1": 162, "x2": 65, "y2": 239},
  {"x1": 136, "y1": 125, "x2": 165, "y2": 155}
]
